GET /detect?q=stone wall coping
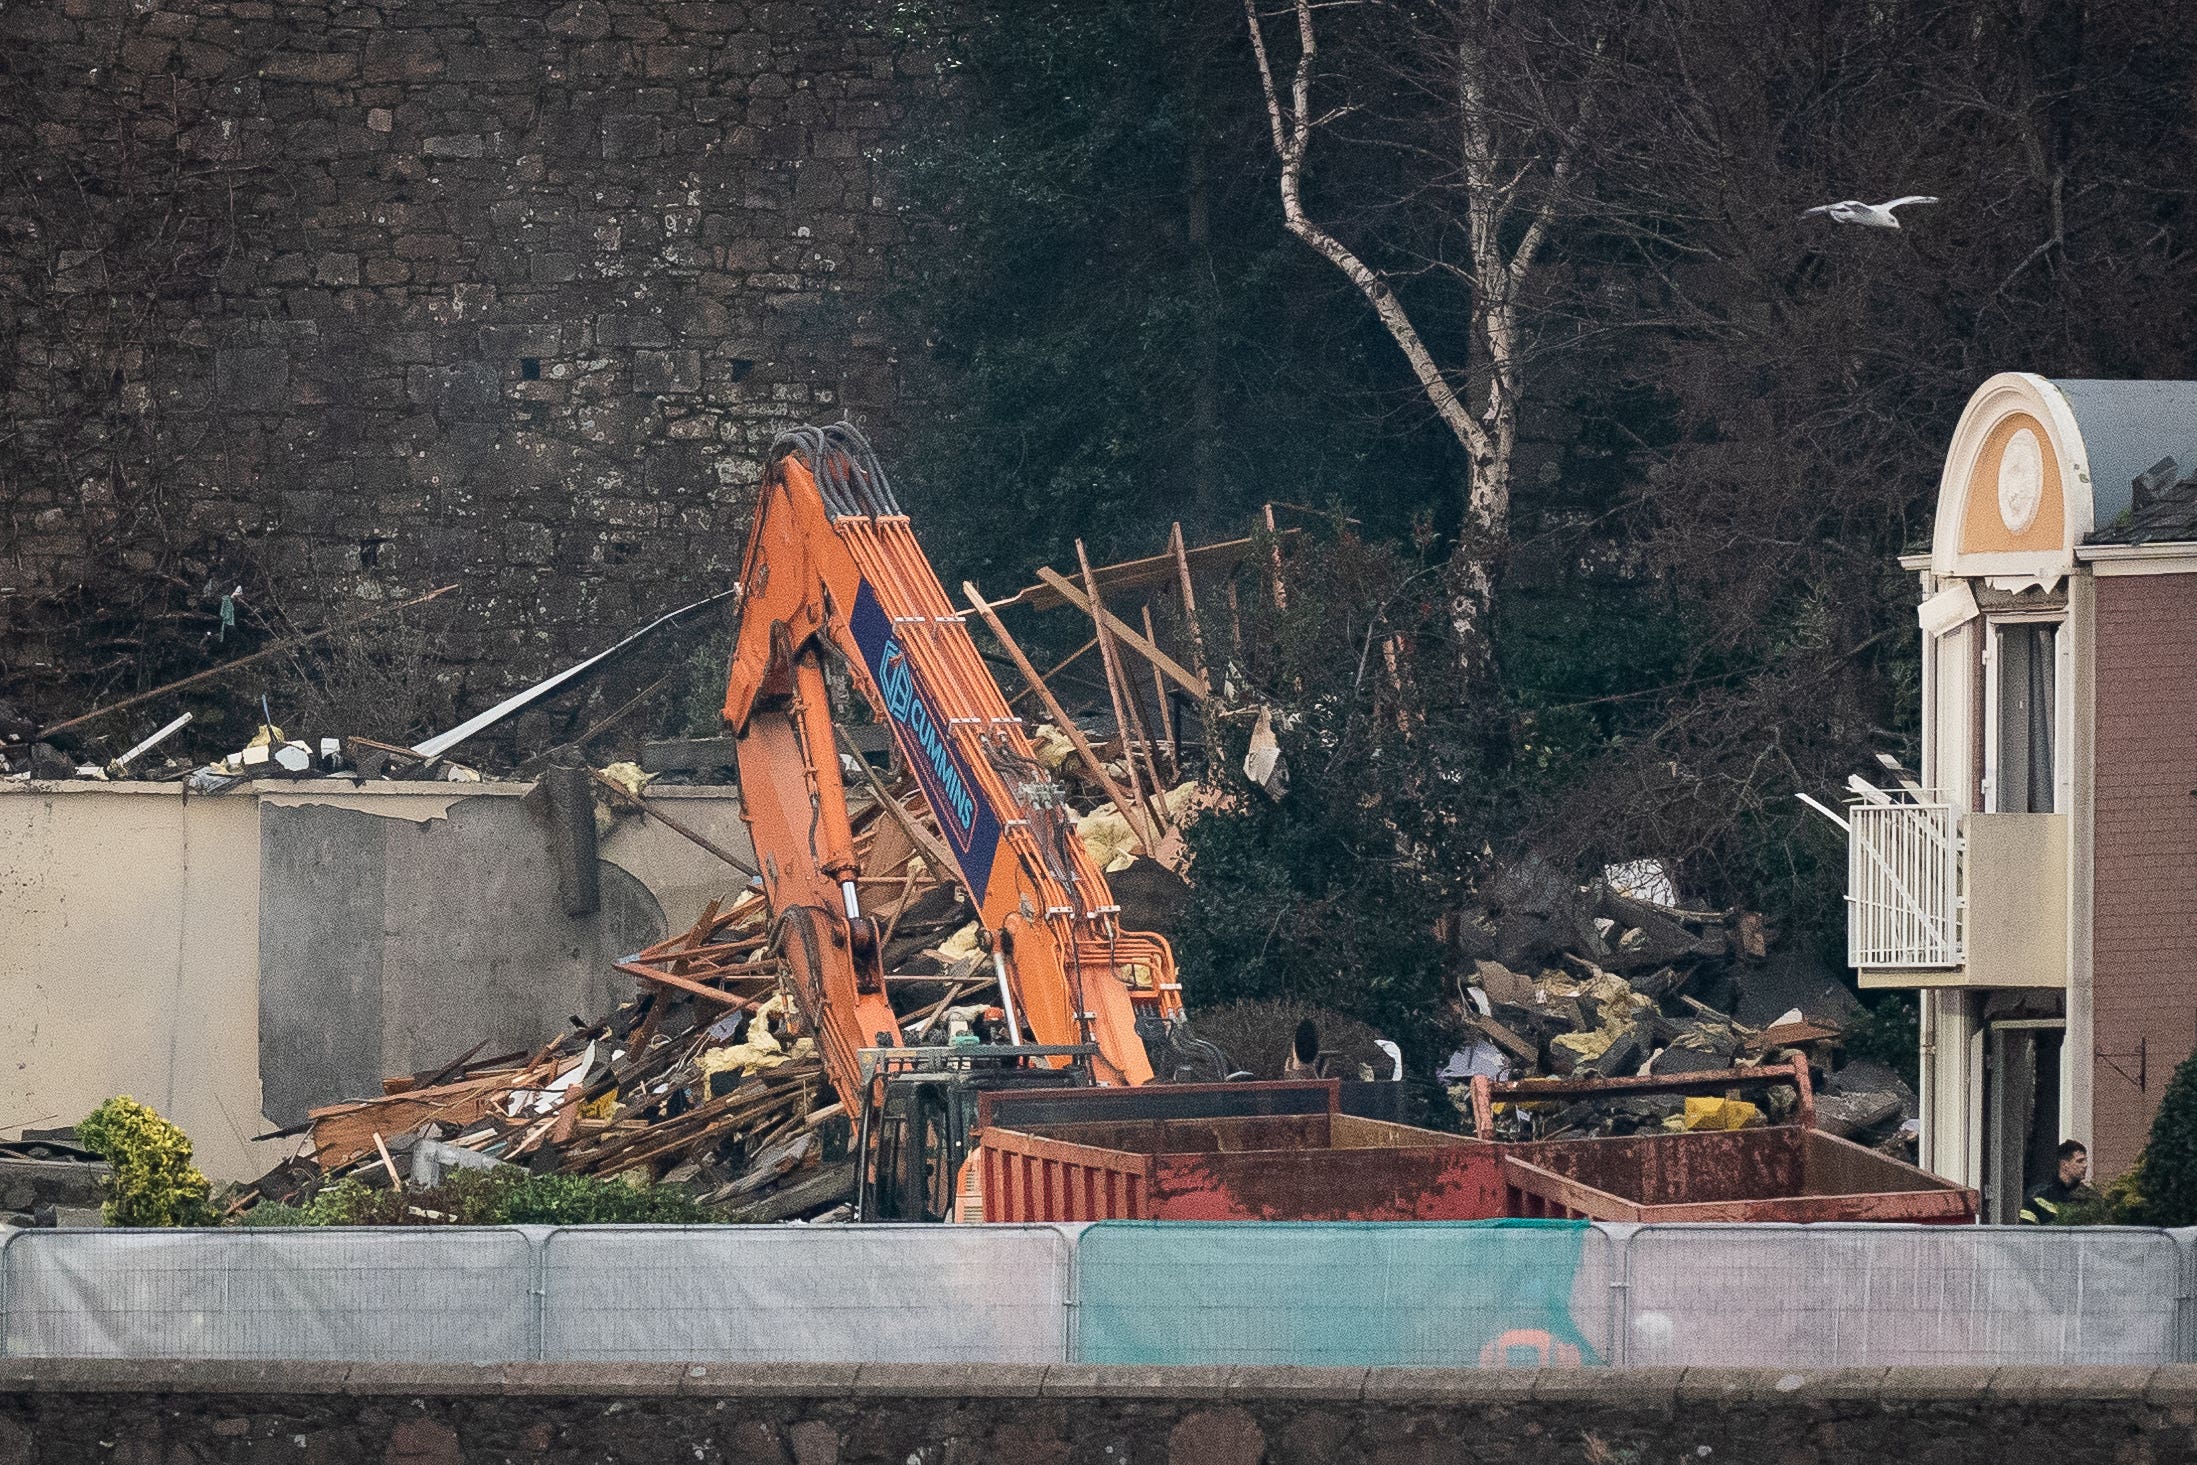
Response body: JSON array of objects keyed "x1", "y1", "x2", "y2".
[
  {"x1": 0, "y1": 780, "x2": 741, "y2": 801},
  {"x1": 0, "y1": 1360, "x2": 2175, "y2": 1403}
]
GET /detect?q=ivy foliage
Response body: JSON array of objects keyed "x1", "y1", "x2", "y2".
[{"x1": 75, "y1": 1096, "x2": 214, "y2": 1228}]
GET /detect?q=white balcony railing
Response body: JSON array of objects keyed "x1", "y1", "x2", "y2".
[{"x1": 1846, "y1": 798, "x2": 1963, "y2": 968}]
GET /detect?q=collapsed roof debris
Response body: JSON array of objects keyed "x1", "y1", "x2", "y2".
[
  {"x1": 229, "y1": 718, "x2": 1204, "y2": 1222},
  {"x1": 223, "y1": 522, "x2": 1239, "y2": 1222},
  {"x1": 0, "y1": 585, "x2": 723, "y2": 791},
  {"x1": 18, "y1": 498, "x2": 1912, "y2": 1220},
  {"x1": 1444, "y1": 860, "x2": 1911, "y2": 1151}
]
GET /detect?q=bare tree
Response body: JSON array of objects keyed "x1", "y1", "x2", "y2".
[{"x1": 1243, "y1": 0, "x2": 1601, "y2": 685}]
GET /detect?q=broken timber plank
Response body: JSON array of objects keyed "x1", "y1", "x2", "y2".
[
  {"x1": 1468, "y1": 1011, "x2": 1540, "y2": 1064},
  {"x1": 962, "y1": 582, "x2": 1158, "y2": 851},
  {"x1": 834, "y1": 725, "x2": 963, "y2": 884},
  {"x1": 1032, "y1": 567, "x2": 1207, "y2": 699},
  {"x1": 1005, "y1": 637, "x2": 1098, "y2": 710},
  {"x1": 999, "y1": 531, "x2": 1296, "y2": 613},
  {"x1": 1168, "y1": 522, "x2": 1213, "y2": 694},
  {"x1": 308, "y1": 1071, "x2": 517, "y2": 1169},
  {"x1": 614, "y1": 961, "x2": 770, "y2": 1010},
  {"x1": 722, "y1": 1157, "x2": 856, "y2": 1224},
  {"x1": 1142, "y1": 602, "x2": 1177, "y2": 780},
  {"x1": 592, "y1": 772, "x2": 760, "y2": 877},
  {"x1": 1077, "y1": 539, "x2": 1168, "y2": 839}
]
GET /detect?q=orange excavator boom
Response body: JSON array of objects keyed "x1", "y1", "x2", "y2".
[{"x1": 722, "y1": 423, "x2": 1182, "y2": 1117}]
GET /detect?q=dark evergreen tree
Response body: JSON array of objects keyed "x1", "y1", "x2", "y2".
[{"x1": 2134, "y1": 1053, "x2": 2197, "y2": 1227}]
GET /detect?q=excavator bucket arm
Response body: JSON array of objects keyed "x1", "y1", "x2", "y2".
[{"x1": 723, "y1": 423, "x2": 1180, "y2": 1115}]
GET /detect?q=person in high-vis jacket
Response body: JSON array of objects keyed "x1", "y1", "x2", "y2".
[{"x1": 2019, "y1": 1141, "x2": 2092, "y2": 1225}]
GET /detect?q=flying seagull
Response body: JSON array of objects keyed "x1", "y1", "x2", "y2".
[{"x1": 1800, "y1": 196, "x2": 1939, "y2": 229}]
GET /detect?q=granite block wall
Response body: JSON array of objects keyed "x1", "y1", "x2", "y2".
[{"x1": 0, "y1": 0, "x2": 927, "y2": 725}]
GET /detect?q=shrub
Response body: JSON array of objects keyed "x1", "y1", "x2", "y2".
[
  {"x1": 2053, "y1": 1169, "x2": 2144, "y2": 1227},
  {"x1": 2131, "y1": 1050, "x2": 2197, "y2": 1227},
  {"x1": 2046, "y1": 1049, "x2": 2197, "y2": 1227},
  {"x1": 1172, "y1": 531, "x2": 1490, "y2": 1078},
  {"x1": 235, "y1": 1169, "x2": 716, "y2": 1227},
  {"x1": 234, "y1": 1201, "x2": 311, "y2": 1228},
  {"x1": 74, "y1": 1096, "x2": 214, "y2": 1227},
  {"x1": 1843, "y1": 993, "x2": 1921, "y2": 1090},
  {"x1": 483, "y1": 1171, "x2": 714, "y2": 1226}
]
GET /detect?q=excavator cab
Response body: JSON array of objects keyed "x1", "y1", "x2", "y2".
[{"x1": 854, "y1": 1044, "x2": 1097, "y2": 1221}]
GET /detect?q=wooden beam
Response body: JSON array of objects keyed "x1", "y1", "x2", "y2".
[
  {"x1": 1078, "y1": 539, "x2": 1168, "y2": 836},
  {"x1": 372, "y1": 1132, "x2": 405, "y2": 1190},
  {"x1": 567, "y1": 670, "x2": 678, "y2": 758},
  {"x1": 962, "y1": 582, "x2": 1157, "y2": 851},
  {"x1": 833, "y1": 724, "x2": 964, "y2": 888},
  {"x1": 1142, "y1": 603, "x2": 1176, "y2": 781},
  {"x1": 1262, "y1": 503, "x2": 1288, "y2": 609},
  {"x1": 1006, "y1": 637, "x2": 1097, "y2": 709},
  {"x1": 613, "y1": 960, "x2": 769, "y2": 1010},
  {"x1": 997, "y1": 531, "x2": 1296, "y2": 612},
  {"x1": 1168, "y1": 522, "x2": 1213, "y2": 692},
  {"x1": 1032, "y1": 567, "x2": 1207, "y2": 699},
  {"x1": 593, "y1": 772, "x2": 760, "y2": 877}
]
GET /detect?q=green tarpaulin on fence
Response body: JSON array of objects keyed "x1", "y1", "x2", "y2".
[{"x1": 1074, "y1": 1219, "x2": 1606, "y2": 1367}]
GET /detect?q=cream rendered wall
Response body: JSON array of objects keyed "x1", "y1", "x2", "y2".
[
  {"x1": 0, "y1": 784, "x2": 285, "y2": 1182},
  {"x1": 1, "y1": 780, "x2": 754, "y2": 1182},
  {"x1": 1918, "y1": 603, "x2": 1980, "y2": 1184},
  {"x1": 598, "y1": 787, "x2": 757, "y2": 929}
]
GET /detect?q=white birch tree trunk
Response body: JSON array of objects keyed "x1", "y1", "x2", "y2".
[{"x1": 1244, "y1": 0, "x2": 1583, "y2": 689}]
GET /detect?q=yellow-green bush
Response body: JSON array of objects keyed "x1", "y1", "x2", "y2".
[{"x1": 74, "y1": 1096, "x2": 214, "y2": 1227}]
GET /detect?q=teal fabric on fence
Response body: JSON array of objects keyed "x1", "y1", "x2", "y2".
[{"x1": 1074, "y1": 1220, "x2": 1607, "y2": 1367}]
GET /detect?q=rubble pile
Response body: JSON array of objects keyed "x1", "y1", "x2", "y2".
[
  {"x1": 249, "y1": 1002, "x2": 851, "y2": 1224},
  {"x1": 0, "y1": 586, "x2": 724, "y2": 790},
  {"x1": 235, "y1": 888, "x2": 857, "y2": 1223},
  {"x1": 1449, "y1": 856, "x2": 1916, "y2": 1150},
  {"x1": 229, "y1": 726, "x2": 1189, "y2": 1223}
]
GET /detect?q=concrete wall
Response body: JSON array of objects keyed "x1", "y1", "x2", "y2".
[
  {"x1": 0, "y1": 781, "x2": 752, "y2": 1179},
  {"x1": 1, "y1": 1360, "x2": 2191, "y2": 1465},
  {"x1": 2089, "y1": 573, "x2": 2197, "y2": 1179}
]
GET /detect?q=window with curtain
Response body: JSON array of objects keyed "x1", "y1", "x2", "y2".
[{"x1": 1993, "y1": 622, "x2": 2058, "y2": 814}]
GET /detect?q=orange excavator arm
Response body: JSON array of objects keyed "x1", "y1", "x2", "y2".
[{"x1": 722, "y1": 423, "x2": 1182, "y2": 1114}]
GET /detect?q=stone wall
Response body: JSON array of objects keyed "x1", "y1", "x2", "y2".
[
  {"x1": 0, "y1": 0, "x2": 924, "y2": 727},
  {"x1": 0, "y1": 1360, "x2": 2189, "y2": 1465}
]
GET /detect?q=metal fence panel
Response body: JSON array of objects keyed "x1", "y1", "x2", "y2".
[
  {"x1": 1075, "y1": 1220, "x2": 1618, "y2": 1366},
  {"x1": 5, "y1": 1221, "x2": 2189, "y2": 1367},
  {"x1": 2171, "y1": 1227, "x2": 2197, "y2": 1363},
  {"x1": 540, "y1": 1224, "x2": 1072, "y2": 1362},
  {"x1": 0, "y1": 1227, "x2": 536, "y2": 1362},
  {"x1": 1624, "y1": 1224, "x2": 2181, "y2": 1366}
]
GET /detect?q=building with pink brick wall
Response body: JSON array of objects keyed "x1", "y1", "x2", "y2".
[{"x1": 1851, "y1": 373, "x2": 2197, "y2": 1220}]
